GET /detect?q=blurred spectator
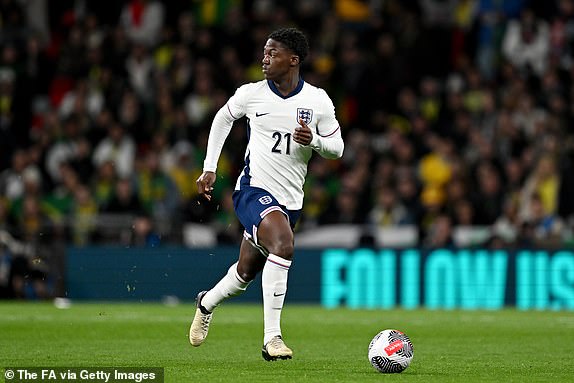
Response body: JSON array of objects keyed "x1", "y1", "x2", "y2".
[
  {"x1": 471, "y1": 161, "x2": 504, "y2": 225},
  {"x1": 512, "y1": 93, "x2": 547, "y2": 140},
  {"x1": 168, "y1": 44, "x2": 193, "y2": 101},
  {"x1": 418, "y1": 135, "x2": 455, "y2": 190},
  {"x1": 13, "y1": 194, "x2": 51, "y2": 243},
  {"x1": 0, "y1": 198, "x2": 10, "y2": 231},
  {"x1": 419, "y1": 184, "x2": 446, "y2": 236},
  {"x1": 445, "y1": 177, "x2": 468, "y2": 209},
  {"x1": 503, "y1": 157, "x2": 526, "y2": 200},
  {"x1": 549, "y1": 0, "x2": 574, "y2": 70},
  {"x1": 319, "y1": 188, "x2": 364, "y2": 225},
  {"x1": 419, "y1": 0, "x2": 457, "y2": 78},
  {"x1": 452, "y1": 199, "x2": 476, "y2": 226},
  {"x1": 371, "y1": 156, "x2": 395, "y2": 191},
  {"x1": 390, "y1": 132, "x2": 417, "y2": 173},
  {"x1": 0, "y1": 66, "x2": 25, "y2": 167},
  {"x1": 166, "y1": 141, "x2": 199, "y2": 204},
  {"x1": 451, "y1": 0, "x2": 478, "y2": 67},
  {"x1": 524, "y1": 193, "x2": 565, "y2": 246},
  {"x1": 134, "y1": 150, "x2": 179, "y2": 225},
  {"x1": 493, "y1": 196, "x2": 521, "y2": 244},
  {"x1": 90, "y1": 161, "x2": 117, "y2": 209},
  {"x1": 0, "y1": 149, "x2": 29, "y2": 201},
  {"x1": 494, "y1": 109, "x2": 528, "y2": 163},
  {"x1": 58, "y1": 79, "x2": 104, "y2": 119},
  {"x1": 368, "y1": 185, "x2": 412, "y2": 227},
  {"x1": 70, "y1": 184, "x2": 98, "y2": 246},
  {"x1": 117, "y1": 89, "x2": 145, "y2": 143},
  {"x1": 396, "y1": 173, "x2": 423, "y2": 225},
  {"x1": 126, "y1": 213, "x2": 161, "y2": 247},
  {"x1": 475, "y1": 0, "x2": 525, "y2": 79},
  {"x1": 104, "y1": 178, "x2": 143, "y2": 214},
  {"x1": 23, "y1": 34, "x2": 54, "y2": 95},
  {"x1": 7, "y1": 160, "x2": 44, "y2": 233},
  {"x1": 120, "y1": 0, "x2": 165, "y2": 47},
  {"x1": 152, "y1": 82, "x2": 176, "y2": 134},
  {"x1": 301, "y1": 157, "x2": 341, "y2": 229},
  {"x1": 45, "y1": 115, "x2": 92, "y2": 183},
  {"x1": 57, "y1": 24, "x2": 88, "y2": 78},
  {"x1": 0, "y1": 239, "x2": 10, "y2": 297},
  {"x1": 519, "y1": 153, "x2": 560, "y2": 221},
  {"x1": 502, "y1": 8, "x2": 550, "y2": 77},
  {"x1": 184, "y1": 60, "x2": 216, "y2": 126},
  {"x1": 0, "y1": 0, "x2": 27, "y2": 44},
  {"x1": 46, "y1": 163, "x2": 81, "y2": 224},
  {"x1": 419, "y1": 77, "x2": 442, "y2": 125},
  {"x1": 125, "y1": 43, "x2": 154, "y2": 102},
  {"x1": 149, "y1": 131, "x2": 172, "y2": 172},
  {"x1": 92, "y1": 122, "x2": 135, "y2": 179},
  {"x1": 423, "y1": 213, "x2": 455, "y2": 248}
]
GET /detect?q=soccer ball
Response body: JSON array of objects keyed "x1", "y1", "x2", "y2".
[{"x1": 368, "y1": 329, "x2": 414, "y2": 373}]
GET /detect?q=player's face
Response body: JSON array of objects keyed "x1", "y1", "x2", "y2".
[{"x1": 261, "y1": 39, "x2": 297, "y2": 81}]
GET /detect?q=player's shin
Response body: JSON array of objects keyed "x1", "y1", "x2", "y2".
[
  {"x1": 201, "y1": 262, "x2": 251, "y2": 312},
  {"x1": 262, "y1": 253, "x2": 291, "y2": 344}
]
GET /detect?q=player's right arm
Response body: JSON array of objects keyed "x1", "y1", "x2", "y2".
[
  {"x1": 198, "y1": 84, "x2": 249, "y2": 200},
  {"x1": 197, "y1": 104, "x2": 236, "y2": 201}
]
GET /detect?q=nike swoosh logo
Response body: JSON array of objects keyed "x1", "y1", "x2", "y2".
[
  {"x1": 273, "y1": 292, "x2": 286, "y2": 297},
  {"x1": 256, "y1": 112, "x2": 270, "y2": 117}
]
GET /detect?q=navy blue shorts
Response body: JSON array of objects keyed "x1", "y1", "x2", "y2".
[{"x1": 232, "y1": 186, "x2": 301, "y2": 246}]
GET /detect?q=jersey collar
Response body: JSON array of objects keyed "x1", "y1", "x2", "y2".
[{"x1": 267, "y1": 77, "x2": 304, "y2": 99}]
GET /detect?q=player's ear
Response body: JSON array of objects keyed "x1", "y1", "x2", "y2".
[{"x1": 291, "y1": 55, "x2": 300, "y2": 66}]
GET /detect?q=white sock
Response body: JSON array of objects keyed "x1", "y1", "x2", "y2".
[
  {"x1": 262, "y1": 253, "x2": 292, "y2": 345},
  {"x1": 201, "y1": 262, "x2": 250, "y2": 312}
]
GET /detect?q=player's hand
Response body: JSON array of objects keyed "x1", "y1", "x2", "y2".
[
  {"x1": 293, "y1": 118, "x2": 313, "y2": 146},
  {"x1": 196, "y1": 171, "x2": 216, "y2": 201}
]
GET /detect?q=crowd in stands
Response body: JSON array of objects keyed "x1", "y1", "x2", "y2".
[{"x1": 1, "y1": 0, "x2": 574, "y2": 257}]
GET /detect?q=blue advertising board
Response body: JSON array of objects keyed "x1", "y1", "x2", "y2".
[
  {"x1": 66, "y1": 247, "x2": 574, "y2": 310},
  {"x1": 321, "y1": 248, "x2": 574, "y2": 310}
]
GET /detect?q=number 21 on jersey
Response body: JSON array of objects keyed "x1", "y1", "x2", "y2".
[{"x1": 271, "y1": 131, "x2": 291, "y2": 155}]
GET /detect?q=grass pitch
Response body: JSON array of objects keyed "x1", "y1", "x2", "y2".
[{"x1": 1, "y1": 302, "x2": 573, "y2": 382}]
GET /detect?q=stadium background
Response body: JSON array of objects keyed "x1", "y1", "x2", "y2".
[{"x1": 0, "y1": 0, "x2": 573, "y2": 310}]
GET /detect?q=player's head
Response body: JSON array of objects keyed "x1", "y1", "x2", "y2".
[
  {"x1": 268, "y1": 28, "x2": 309, "y2": 63},
  {"x1": 262, "y1": 28, "x2": 309, "y2": 80}
]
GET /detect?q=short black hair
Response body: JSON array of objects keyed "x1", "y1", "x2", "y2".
[{"x1": 268, "y1": 28, "x2": 309, "y2": 62}]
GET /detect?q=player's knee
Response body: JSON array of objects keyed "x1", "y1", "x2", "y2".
[
  {"x1": 236, "y1": 264, "x2": 259, "y2": 282},
  {"x1": 268, "y1": 238, "x2": 294, "y2": 260},
  {"x1": 237, "y1": 270, "x2": 255, "y2": 282}
]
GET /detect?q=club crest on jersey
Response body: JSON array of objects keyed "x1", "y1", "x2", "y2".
[
  {"x1": 259, "y1": 195, "x2": 273, "y2": 205},
  {"x1": 297, "y1": 108, "x2": 313, "y2": 125}
]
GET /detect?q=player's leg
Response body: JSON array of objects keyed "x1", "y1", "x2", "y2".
[
  {"x1": 202, "y1": 238, "x2": 265, "y2": 311},
  {"x1": 189, "y1": 238, "x2": 261, "y2": 347},
  {"x1": 236, "y1": 237, "x2": 268, "y2": 282},
  {"x1": 257, "y1": 210, "x2": 295, "y2": 360}
]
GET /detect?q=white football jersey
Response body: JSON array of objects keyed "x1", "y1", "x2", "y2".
[{"x1": 206, "y1": 79, "x2": 343, "y2": 210}]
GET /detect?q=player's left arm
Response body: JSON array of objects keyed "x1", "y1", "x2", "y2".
[{"x1": 293, "y1": 91, "x2": 344, "y2": 159}]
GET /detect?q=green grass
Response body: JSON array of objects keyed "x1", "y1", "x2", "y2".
[{"x1": 1, "y1": 302, "x2": 574, "y2": 382}]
